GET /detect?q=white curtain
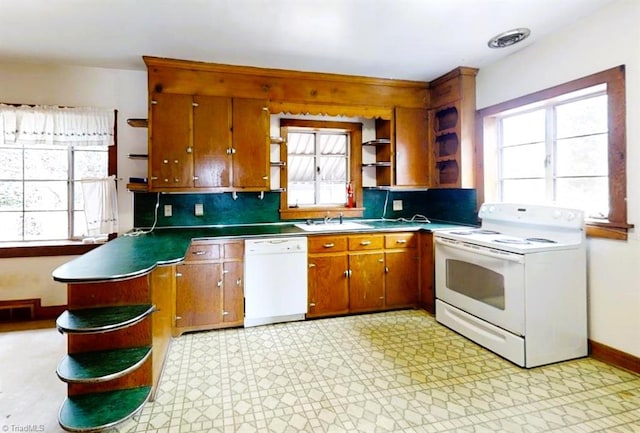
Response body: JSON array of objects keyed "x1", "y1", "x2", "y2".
[
  {"x1": 81, "y1": 175, "x2": 119, "y2": 236},
  {"x1": 0, "y1": 104, "x2": 114, "y2": 146}
]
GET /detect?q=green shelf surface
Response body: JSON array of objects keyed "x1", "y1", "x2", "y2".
[
  {"x1": 57, "y1": 346, "x2": 152, "y2": 383},
  {"x1": 56, "y1": 305, "x2": 155, "y2": 334},
  {"x1": 59, "y1": 386, "x2": 151, "y2": 432}
]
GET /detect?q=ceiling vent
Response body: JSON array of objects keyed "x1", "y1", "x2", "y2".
[{"x1": 488, "y1": 28, "x2": 531, "y2": 48}]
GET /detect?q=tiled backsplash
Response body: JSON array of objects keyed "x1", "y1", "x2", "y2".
[{"x1": 133, "y1": 188, "x2": 477, "y2": 228}]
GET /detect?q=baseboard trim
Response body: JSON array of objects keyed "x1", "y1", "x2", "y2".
[
  {"x1": 0, "y1": 298, "x2": 66, "y2": 322},
  {"x1": 589, "y1": 339, "x2": 640, "y2": 374}
]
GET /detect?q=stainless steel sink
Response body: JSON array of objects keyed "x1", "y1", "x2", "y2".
[{"x1": 294, "y1": 221, "x2": 373, "y2": 232}]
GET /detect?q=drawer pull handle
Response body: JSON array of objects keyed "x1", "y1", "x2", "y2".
[
  {"x1": 308, "y1": 263, "x2": 316, "y2": 268},
  {"x1": 309, "y1": 303, "x2": 316, "y2": 307},
  {"x1": 237, "y1": 278, "x2": 242, "y2": 286},
  {"x1": 360, "y1": 241, "x2": 372, "y2": 246},
  {"x1": 396, "y1": 239, "x2": 407, "y2": 244},
  {"x1": 222, "y1": 311, "x2": 229, "y2": 316},
  {"x1": 323, "y1": 243, "x2": 335, "y2": 248},
  {"x1": 217, "y1": 280, "x2": 223, "y2": 287},
  {"x1": 176, "y1": 272, "x2": 183, "y2": 277},
  {"x1": 192, "y1": 251, "x2": 207, "y2": 255},
  {"x1": 378, "y1": 258, "x2": 384, "y2": 263}
]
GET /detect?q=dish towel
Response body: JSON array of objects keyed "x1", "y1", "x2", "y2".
[{"x1": 81, "y1": 175, "x2": 118, "y2": 235}]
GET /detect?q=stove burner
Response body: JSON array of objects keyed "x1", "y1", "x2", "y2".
[
  {"x1": 449, "y1": 229, "x2": 501, "y2": 236},
  {"x1": 475, "y1": 229, "x2": 501, "y2": 234},
  {"x1": 526, "y1": 238, "x2": 557, "y2": 244},
  {"x1": 493, "y1": 238, "x2": 531, "y2": 245}
]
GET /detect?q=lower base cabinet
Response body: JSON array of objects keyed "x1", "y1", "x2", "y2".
[
  {"x1": 307, "y1": 252, "x2": 350, "y2": 318},
  {"x1": 384, "y1": 238, "x2": 419, "y2": 307},
  {"x1": 174, "y1": 239, "x2": 244, "y2": 336},
  {"x1": 307, "y1": 232, "x2": 419, "y2": 317}
]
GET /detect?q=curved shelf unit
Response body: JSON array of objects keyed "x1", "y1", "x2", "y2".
[
  {"x1": 56, "y1": 305, "x2": 155, "y2": 334},
  {"x1": 58, "y1": 386, "x2": 151, "y2": 432},
  {"x1": 57, "y1": 347, "x2": 152, "y2": 384}
]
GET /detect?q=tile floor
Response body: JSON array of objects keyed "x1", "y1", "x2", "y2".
[{"x1": 112, "y1": 310, "x2": 640, "y2": 433}]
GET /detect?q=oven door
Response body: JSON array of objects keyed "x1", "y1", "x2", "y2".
[{"x1": 435, "y1": 237, "x2": 525, "y2": 336}]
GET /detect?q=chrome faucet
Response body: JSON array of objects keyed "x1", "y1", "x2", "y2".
[{"x1": 323, "y1": 212, "x2": 344, "y2": 224}]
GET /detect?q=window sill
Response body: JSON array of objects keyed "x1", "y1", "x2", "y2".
[
  {"x1": 280, "y1": 207, "x2": 365, "y2": 221},
  {"x1": 0, "y1": 239, "x2": 108, "y2": 258},
  {"x1": 586, "y1": 220, "x2": 634, "y2": 240}
]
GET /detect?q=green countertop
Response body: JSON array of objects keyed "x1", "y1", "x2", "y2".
[{"x1": 52, "y1": 219, "x2": 466, "y2": 283}]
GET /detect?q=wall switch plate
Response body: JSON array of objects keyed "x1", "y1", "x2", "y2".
[
  {"x1": 392, "y1": 200, "x2": 403, "y2": 211},
  {"x1": 194, "y1": 203, "x2": 204, "y2": 216},
  {"x1": 163, "y1": 205, "x2": 172, "y2": 217}
]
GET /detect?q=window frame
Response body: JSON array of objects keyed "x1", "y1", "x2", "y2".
[
  {"x1": 0, "y1": 110, "x2": 118, "y2": 256},
  {"x1": 278, "y1": 119, "x2": 364, "y2": 220},
  {"x1": 477, "y1": 65, "x2": 632, "y2": 240}
]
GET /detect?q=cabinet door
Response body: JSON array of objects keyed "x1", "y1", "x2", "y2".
[
  {"x1": 222, "y1": 260, "x2": 244, "y2": 325},
  {"x1": 307, "y1": 254, "x2": 349, "y2": 318},
  {"x1": 349, "y1": 252, "x2": 385, "y2": 312},
  {"x1": 232, "y1": 98, "x2": 270, "y2": 188},
  {"x1": 175, "y1": 262, "x2": 222, "y2": 327},
  {"x1": 193, "y1": 95, "x2": 233, "y2": 188},
  {"x1": 385, "y1": 249, "x2": 419, "y2": 307},
  {"x1": 149, "y1": 93, "x2": 194, "y2": 189},
  {"x1": 395, "y1": 107, "x2": 430, "y2": 187}
]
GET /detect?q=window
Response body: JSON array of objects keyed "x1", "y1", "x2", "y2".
[
  {"x1": 286, "y1": 129, "x2": 350, "y2": 207},
  {"x1": 278, "y1": 118, "x2": 363, "y2": 220},
  {"x1": 479, "y1": 66, "x2": 631, "y2": 239},
  {"x1": 0, "y1": 105, "x2": 116, "y2": 243}
]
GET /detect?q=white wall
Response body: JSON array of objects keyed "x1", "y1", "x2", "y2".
[
  {"x1": 0, "y1": 62, "x2": 148, "y2": 306},
  {"x1": 476, "y1": 0, "x2": 640, "y2": 357}
]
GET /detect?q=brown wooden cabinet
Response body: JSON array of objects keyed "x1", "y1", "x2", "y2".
[
  {"x1": 395, "y1": 107, "x2": 430, "y2": 187},
  {"x1": 231, "y1": 98, "x2": 271, "y2": 189},
  {"x1": 174, "y1": 240, "x2": 244, "y2": 336},
  {"x1": 148, "y1": 92, "x2": 195, "y2": 189},
  {"x1": 348, "y1": 234, "x2": 386, "y2": 312},
  {"x1": 428, "y1": 67, "x2": 478, "y2": 188},
  {"x1": 384, "y1": 233, "x2": 419, "y2": 308},
  {"x1": 148, "y1": 93, "x2": 269, "y2": 192},
  {"x1": 307, "y1": 236, "x2": 349, "y2": 318},
  {"x1": 306, "y1": 232, "x2": 419, "y2": 318}
]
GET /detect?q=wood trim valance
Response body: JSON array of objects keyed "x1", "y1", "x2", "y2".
[
  {"x1": 144, "y1": 56, "x2": 430, "y2": 110},
  {"x1": 268, "y1": 101, "x2": 393, "y2": 119}
]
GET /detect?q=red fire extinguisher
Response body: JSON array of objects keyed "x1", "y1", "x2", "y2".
[{"x1": 346, "y1": 181, "x2": 355, "y2": 208}]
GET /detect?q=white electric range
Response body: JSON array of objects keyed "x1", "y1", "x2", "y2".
[{"x1": 434, "y1": 203, "x2": 588, "y2": 368}]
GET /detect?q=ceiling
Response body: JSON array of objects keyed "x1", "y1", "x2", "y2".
[{"x1": 0, "y1": 0, "x2": 616, "y2": 82}]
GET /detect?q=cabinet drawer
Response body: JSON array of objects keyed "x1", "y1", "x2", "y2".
[
  {"x1": 185, "y1": 242, "x2": 221, "y2": 261},
  {"x1": 308, "y1": 236, "x2": 347, "y2": 253},
  {"x1": 348, "y1": 235, "x2": 384, "y2": 251},
  {"x1": 385, "y1": 233, "x2": 417, "y2": 249},
  {"x1": 223, "y1": 241, "x2": 244, "y2": 260}
]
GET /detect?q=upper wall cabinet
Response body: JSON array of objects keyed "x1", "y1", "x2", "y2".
[
  {"x1": 143, "y1": 57, "x2": 477, "y2": 192},
  {"x1": 149, "y1": 93, "x2": 195, "y2": 190},
  {"x1": 148, "y1": 93, "x2": 269, "y2": 192},
  {"x1": 428, "y1": 67, "x2": 478, "y2": 188},
  {"x1": 394, "y1": 107, "x2": 430, "y2": 187}
]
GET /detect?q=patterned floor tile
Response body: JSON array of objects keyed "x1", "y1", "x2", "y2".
[{"x1": 112, "y1": 310, "x2": 639, "y2": 433}]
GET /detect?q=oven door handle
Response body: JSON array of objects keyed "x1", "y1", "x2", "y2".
[{"x1": 435, "y1": 237, "x2": 525, "y2": 264}]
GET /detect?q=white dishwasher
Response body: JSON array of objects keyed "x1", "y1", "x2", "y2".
[{"x1": 244, "y1": 237, "x2": 308, "y2": 327}]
